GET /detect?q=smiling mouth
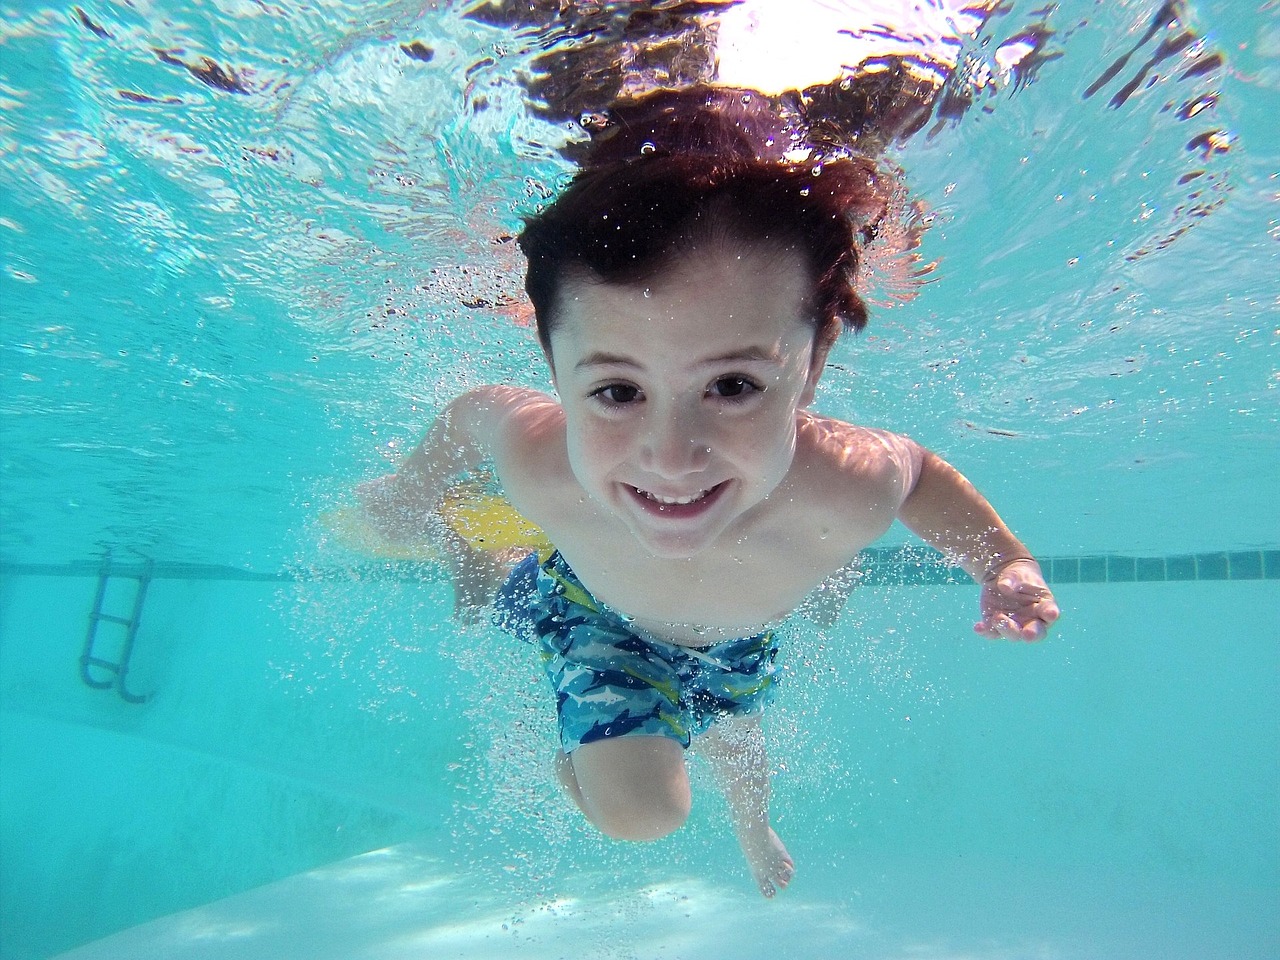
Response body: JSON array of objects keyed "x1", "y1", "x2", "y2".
[{"x1": 626, "y1": 481, "x2": 728, "y2": 517}]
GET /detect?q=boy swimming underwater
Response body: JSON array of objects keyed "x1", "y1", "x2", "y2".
[{"x1": 358, "y1": 108, "x2": 1059, "y2": 898}]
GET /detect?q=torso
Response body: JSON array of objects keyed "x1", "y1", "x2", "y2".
[{"x1": 491, "y1": 391, "x2": 914, "y2": 646}]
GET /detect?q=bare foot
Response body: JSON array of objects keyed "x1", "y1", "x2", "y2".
[{"x1": 737, "y1": 824, "x2": 795, "y2": 898}]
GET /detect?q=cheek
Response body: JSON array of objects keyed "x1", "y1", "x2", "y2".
[
  {"x1": 719, "y1": 401, "x2": 796, "y2": 453},
  {"x1": 565, "y1": 415, "x2": 626, "y2": 479},
  {"x1": 720, "y1": 410, "x2": 798, "y2": 480}
]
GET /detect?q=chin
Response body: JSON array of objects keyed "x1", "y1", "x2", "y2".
[
  {"x1": 632, "y1": 533, "x2": 713, "y2": 560},
  {"x1": 621, "y1": 512, "x2": 731, "y2": 559}
]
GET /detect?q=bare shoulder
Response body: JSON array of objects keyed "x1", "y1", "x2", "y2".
[
  {"x1": 449, "y1": 385, "x2": 559, "y2": 450},
  {"x1": 482, "y1": 387, "x2": 560, "y2": 447},
  {"x1": 466, "y1": 387, "x2": 572, "y2": 513},
  {"x1": 795, "y1": 412, "x2": 923, "y2": 510},
  {"x1": 453, "y1": 384, "x2": 555, "y2": 421}
]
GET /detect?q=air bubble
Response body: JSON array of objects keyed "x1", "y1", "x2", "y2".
[{"x1": 640, "y1": 141, "x2": 656, "y2": 155}]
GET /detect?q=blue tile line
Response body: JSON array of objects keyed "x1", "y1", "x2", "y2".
[{"x1": 1, "y1": 548, "x2": 1277, "y2": 584}]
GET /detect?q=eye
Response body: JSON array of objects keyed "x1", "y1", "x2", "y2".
[
  {"x1": 709, "y1": 375, "x2": 762, "y2": 400},
  {"x1": 591, "y1": 383, "x2": 642, "y2": 405}
]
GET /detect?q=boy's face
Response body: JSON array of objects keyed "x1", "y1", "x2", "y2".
[{"x1": 547, "y1": 240, "x2": 825, "y2": 559}]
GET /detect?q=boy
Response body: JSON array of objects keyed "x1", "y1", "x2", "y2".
[{"x1": 358, "y1": 135, "x2": 1059, "y2": 899}]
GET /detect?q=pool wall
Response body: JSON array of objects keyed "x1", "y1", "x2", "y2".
[
  {"x1": 0, "y1": 571, "x2": 462, "y2": 960},
  {"x1": 1, "y1": 563, "x2": 1277, "y2": 959}
]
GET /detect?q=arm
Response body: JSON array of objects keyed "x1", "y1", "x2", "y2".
[
  {"x1": 356, "y1": 386, "x2": 529, "y2": 544},
  {"x1": 897, "y1": 449, "x2": 1060, "y2": 642}
]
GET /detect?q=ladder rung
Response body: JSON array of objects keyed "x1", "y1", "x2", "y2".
[
  {"x1": 83, "y1": 656, "x2": 122, "y2": 673},
  {"x1": 91, "y1": 613, "x2": 133, "y2": 626}
]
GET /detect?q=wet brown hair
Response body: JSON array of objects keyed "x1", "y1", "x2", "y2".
[{"x1": 518, "y1": 88, "x2": 892, "y2": 360}]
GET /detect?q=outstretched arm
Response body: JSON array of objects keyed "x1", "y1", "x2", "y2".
[
  {"x1": 356, "y1": 386, "x2": 531, "y2": 543},
  {"x1": 897, "y1": 449, "x2": 1060, "y2": 642}
]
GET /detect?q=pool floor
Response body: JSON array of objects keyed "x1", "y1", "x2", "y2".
[{"x1": 49, "y1": 839, "x2": 1278, "y2": 960}]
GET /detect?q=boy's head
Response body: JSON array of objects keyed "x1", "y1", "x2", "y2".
[
  {"x1": 514, "y1": 92, "x2": 895, "y2": 557},
  {"x1": 517, "y1": 157, "x2": 886, "y2": 556},
  {"x1": 519, "y1": 150, "x2": 888, "y2": 368}
]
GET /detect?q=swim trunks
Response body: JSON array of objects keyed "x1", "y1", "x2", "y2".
[{"x1": 494, "y1": 550, "x2": 780, "y2": 753}]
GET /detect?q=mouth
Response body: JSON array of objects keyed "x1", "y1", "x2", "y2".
[{"x1": 625, "y1": 481, "x2": 729, "y2": 519}]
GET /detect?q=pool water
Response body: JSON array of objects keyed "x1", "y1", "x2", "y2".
[{"x1": 1, "y1": 1, "x2": 1277, "y2": 958}]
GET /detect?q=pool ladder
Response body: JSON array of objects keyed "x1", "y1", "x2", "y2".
[{"x1": 80, "y1": 551, "x2": 152, "y2": 703}]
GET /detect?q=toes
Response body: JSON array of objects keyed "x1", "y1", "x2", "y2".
[{"x1": 755, "y1": 860, "x2": 795, "y2": 898}]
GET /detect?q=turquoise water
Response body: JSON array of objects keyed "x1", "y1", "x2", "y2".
[{"x1": 1, "y1": 1, "x2": 1277, "y2": 958}]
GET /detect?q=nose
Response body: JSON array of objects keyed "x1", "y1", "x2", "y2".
[{"x1": 638, "y1": 407, "x2": 711, "y2": 479}]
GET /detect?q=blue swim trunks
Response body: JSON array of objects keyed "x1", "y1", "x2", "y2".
[{"x1": 493, "y1": 550, "x2": 780, "y2": 753}]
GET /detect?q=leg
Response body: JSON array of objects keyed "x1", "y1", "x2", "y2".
[
  {"x1": 553, "y1": 735, "x2": 691, "y2": 841},
  {"x1": 693, "y1": 714, "x2": 795, "y2": 898},
  {"x1": 527, "y1": 556, "x2": 695, "y2": 841}
]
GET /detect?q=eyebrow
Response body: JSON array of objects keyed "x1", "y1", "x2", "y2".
[
  {"x1": 574, "y1": 347, "x2": 784, "y2": 372},
  {"x1": 574, "y1": 351, "x2": 640, "y2": 371}
]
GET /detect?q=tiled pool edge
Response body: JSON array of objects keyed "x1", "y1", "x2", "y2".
[
  {"x1": 855, "y1": 548, "x2": 1280, "y2": 585},
  {"x1": 1043, "y1": 549, "x2": 1278, "y2": 584}
]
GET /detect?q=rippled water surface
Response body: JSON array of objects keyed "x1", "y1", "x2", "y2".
[{"x1": 1, "y1": 0, "x2": 1275, "y2": 569}]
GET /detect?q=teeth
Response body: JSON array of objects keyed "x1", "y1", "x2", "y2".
[{"x1": 639, "y1": 488, "x2": 709, "y2": 505}]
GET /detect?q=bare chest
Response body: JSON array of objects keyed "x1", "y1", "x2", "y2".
[{"x1": 549, "y1": 517, "x2": 857, "y2": 644}]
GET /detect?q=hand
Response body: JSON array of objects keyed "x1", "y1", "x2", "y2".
[
  {"x1": 975, "y1": 558, "x2": 1059, "y2": 642},
  {"x1": 355, "y1": 474, "x2": 399, "y2": 508},
  {"x1": 354, "y1": 473, "x2": 441, "y2": 544}
]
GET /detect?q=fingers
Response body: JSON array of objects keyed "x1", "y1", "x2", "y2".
[
  {"x1": 985, "y1": 577, "x2": 1060, "y2": 641},
  {"x1": 1018, "y1": 618, "x2": 1048, "y2": 642},
  {"x1": 974, "y1": 613, "x2": 1050, "y2": 642},
  {"x1": 998, "y1": 573, "x2": 1054, "y2": 600}
]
